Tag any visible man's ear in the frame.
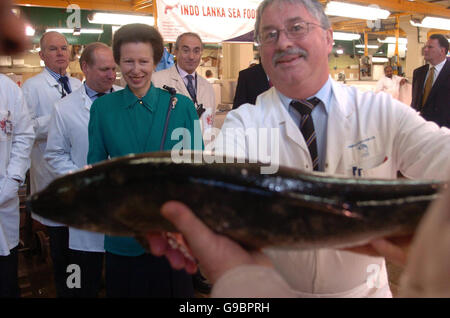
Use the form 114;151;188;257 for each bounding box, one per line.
325;28;334;54
80;61;88;74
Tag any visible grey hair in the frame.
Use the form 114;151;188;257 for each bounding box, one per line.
254;0;330;43
40;31;68;50
175;32;203;51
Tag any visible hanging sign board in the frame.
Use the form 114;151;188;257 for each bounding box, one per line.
156;0;260;43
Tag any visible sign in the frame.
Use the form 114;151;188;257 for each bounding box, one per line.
156;0;261;43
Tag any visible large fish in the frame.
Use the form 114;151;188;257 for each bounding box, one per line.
28;151;445;250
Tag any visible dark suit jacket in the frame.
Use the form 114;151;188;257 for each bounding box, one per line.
233;63;270;109
411;58;450;128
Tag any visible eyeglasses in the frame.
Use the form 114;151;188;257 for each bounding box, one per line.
258;21;323;45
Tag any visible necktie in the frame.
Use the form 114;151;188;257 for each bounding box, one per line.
58;76;71;94
96;92;105;98
186;74;196;101
290;97;321;171
421;66;435;107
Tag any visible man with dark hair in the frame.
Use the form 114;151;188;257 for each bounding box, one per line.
22;31;82;297
233;61;270;109
375;65;406;101
411;34;450;128
152;32;216;144
45;42;120;297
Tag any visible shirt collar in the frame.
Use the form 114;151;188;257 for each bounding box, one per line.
277;77;333;115
122;83;158;111
431;58;446;73
45;66;66;81
176;65;196;79
84;83;114;101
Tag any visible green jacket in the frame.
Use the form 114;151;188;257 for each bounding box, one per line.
88;84;203;256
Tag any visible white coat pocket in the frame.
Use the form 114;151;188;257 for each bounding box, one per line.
361;154;391;178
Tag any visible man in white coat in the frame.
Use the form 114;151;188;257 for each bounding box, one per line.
147;0;450;298
151;32;216;145
0;75;34;297
375;65;406;101
45;42;120;297
22;31;82;297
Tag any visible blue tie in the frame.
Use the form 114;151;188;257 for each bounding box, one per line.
186;75;196;101
59;76;71;95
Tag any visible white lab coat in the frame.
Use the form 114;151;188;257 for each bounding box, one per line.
374;75;403;100
0;75;34;256
44;85;122;252
151;65;216;143
22;68;82;226
211;77;450;297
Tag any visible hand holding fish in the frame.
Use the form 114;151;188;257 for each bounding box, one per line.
342;235;412;267
147;201;272;284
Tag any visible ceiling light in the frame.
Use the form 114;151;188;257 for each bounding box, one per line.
355;44;379;49
333;32;361;41
377;37;408;44
46;28;104;34
372;57;389;63
325;1;390;20
88;13;154;25
26;25;35;37
410;17;450;31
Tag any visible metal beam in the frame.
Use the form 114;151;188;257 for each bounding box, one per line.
345;0;450;19
15;0;153;14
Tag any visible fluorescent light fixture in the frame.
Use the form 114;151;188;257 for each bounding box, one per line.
410;17;450;31
377;37;407;44
325;1;390;20
88;13;154;25
357;50;365;54
336;48;344;54
26;25;35;36
333;32;361;41
372;57;389;63
355;44;379;49
46;28;104;34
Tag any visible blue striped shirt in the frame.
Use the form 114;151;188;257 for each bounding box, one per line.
45;66;73;92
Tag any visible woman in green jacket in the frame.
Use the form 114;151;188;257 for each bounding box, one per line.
87;23;202;297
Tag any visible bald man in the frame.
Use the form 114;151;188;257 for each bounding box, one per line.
22;32;82;297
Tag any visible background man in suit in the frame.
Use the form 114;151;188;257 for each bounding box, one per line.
411;34;449;128
233;61;270;109
152;32;216;142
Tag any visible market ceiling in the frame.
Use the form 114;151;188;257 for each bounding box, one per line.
15;0;450;17
14;0;450;37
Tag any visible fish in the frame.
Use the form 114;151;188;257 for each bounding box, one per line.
27;151;446;250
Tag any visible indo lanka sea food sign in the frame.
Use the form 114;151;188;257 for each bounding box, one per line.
156;0;261;42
